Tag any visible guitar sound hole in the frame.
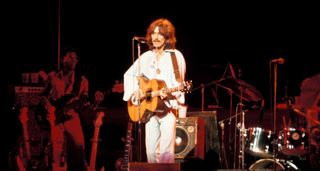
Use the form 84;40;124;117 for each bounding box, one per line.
146;90;152;101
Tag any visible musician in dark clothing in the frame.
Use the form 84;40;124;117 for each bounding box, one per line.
42;49;104;171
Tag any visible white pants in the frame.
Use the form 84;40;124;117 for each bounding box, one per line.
145;112;176;163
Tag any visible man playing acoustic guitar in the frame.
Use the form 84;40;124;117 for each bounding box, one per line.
123;18;189;163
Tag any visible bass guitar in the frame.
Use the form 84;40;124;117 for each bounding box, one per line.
127;76;192;122
41;97;67;171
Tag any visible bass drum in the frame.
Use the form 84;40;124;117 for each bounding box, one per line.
249;159;299;170
277;127;308;157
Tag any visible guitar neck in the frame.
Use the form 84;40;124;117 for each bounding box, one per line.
22;124;31;160
121;122;132;170
151;86;181;98
20;107;31;161
89;112;104;171
89;127;100;170
166;86;182;94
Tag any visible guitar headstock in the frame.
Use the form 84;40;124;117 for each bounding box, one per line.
182;80;193;93
94;111;105;127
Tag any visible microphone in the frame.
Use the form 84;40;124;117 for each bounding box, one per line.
271;58;285;64
133;36;147;43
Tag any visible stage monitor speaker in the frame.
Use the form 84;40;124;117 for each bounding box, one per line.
175;116;205;159
128;162;180;171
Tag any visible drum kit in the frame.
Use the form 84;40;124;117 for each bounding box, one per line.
215;76;320;170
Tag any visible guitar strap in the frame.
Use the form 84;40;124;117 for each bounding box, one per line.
170;51;182;83
170;51;186;118
71;70;82;96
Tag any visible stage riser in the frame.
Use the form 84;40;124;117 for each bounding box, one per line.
128;162;180;171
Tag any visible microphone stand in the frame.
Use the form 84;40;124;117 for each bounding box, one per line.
131;37;143;162
136;42;142;162
272;61;278;171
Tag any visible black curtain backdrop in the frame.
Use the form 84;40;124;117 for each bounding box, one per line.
2;1;319;170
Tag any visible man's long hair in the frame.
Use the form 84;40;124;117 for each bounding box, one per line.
145;18;176;50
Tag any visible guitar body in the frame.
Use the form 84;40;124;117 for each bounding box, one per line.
128;78;166;122
127;76;192;122
51;94;78;125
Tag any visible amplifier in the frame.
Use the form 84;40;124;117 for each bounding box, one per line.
175;117;205;159
15;86;45;106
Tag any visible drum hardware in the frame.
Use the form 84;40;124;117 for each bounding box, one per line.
218;103;247;170
249;158;299;170
218;121;229;169
200;63;263;169
239;105;246;170
270;57;285;170
215;75;263;169
219;113;241;169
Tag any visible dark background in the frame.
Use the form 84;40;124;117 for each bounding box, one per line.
2;1;319;170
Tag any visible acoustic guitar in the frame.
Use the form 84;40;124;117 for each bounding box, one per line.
127;76;192;122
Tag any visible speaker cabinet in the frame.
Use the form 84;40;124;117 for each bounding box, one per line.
128;162;180;171
175;117;205;159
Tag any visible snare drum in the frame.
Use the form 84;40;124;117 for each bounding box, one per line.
245;127;274;157
277;127;308;157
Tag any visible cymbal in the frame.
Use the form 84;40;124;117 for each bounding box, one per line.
217;77;263;102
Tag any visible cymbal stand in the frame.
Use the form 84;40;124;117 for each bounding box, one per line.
218;111;243;169
214;83;234;168
272;61;279;170
219;121;229;169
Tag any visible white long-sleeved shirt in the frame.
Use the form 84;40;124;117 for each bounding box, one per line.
123;49;186;109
